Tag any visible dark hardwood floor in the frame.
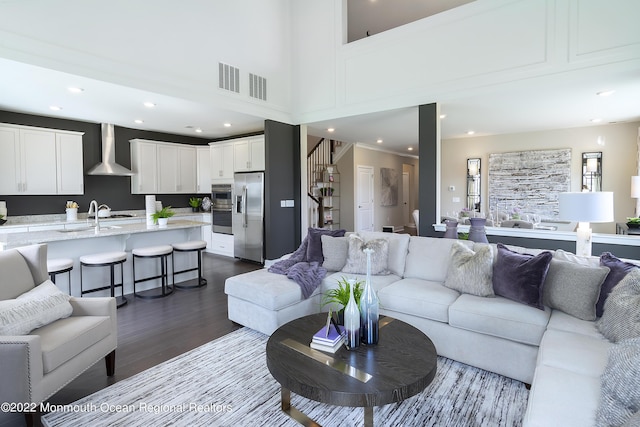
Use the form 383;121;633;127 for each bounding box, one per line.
48;253;261;406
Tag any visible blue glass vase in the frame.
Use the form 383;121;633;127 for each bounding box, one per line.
359;248;379;345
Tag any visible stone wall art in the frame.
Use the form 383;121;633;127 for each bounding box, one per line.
488;148;571;219
380;167;398;206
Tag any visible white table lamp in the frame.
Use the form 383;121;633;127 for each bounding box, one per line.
558;192;614;257
631;176;640;217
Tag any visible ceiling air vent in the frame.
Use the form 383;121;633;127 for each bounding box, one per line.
249;73;267;101
219;62;240;93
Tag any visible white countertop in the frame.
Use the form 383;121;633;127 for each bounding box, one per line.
432;223;640;247
0;219;206;250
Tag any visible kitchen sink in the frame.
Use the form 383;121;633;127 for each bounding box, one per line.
57;226;122;233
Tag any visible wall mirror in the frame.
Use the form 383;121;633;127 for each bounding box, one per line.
582;152;602;192
467;158;481;211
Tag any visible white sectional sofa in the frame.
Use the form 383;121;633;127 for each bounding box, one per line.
225;231;639;426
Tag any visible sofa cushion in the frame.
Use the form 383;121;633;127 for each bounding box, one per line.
321;235;348;271
378;278;460;323
403;237;473;282
306;227;345;264
322;271;399;294
34;315;111;374
596;337;640;427
537;329;611;376
598;252;639;318
553;249;599;266
341;234;389;275
0;280;72;335
542;259;609;321
0;250;36;300
449;293;550;346
524;365;601;427
597;268;640;343
546;310;603;339
492;243;552;310
358;231;410;277
225;269;320;311
444;242;494;297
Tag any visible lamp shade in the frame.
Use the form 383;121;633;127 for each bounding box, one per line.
632;176;640;198
558;192;614;223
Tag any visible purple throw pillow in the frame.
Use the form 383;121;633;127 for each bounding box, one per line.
306;228;346;263
598;252;639;317
492;243;553;310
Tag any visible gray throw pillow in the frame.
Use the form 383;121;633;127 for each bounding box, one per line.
595;337;640;426
542;259;609;321
341;234;390;275
597;269;640;343
321;235;348;271
306;227;346;264
444;242;494;297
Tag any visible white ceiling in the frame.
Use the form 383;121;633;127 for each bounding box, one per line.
0;1;638;156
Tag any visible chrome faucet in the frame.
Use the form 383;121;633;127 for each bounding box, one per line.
87;200;100;231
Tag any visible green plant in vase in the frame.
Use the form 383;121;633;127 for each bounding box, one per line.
322;277;364;323
189;197;202;212
626;217;640;229
151;206;175;225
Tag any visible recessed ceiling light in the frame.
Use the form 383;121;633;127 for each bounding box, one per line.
195;128;203;133
223;123;232;127
597;90;614;97
67;87;84;93
143;102;156;108
49;105;62;111
327;128;335;133
134;119;144;124
590;118;602;123
439;114;447;119
467;130;475;135
376;139;383;144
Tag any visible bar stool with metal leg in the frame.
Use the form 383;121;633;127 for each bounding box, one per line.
172;240;208;289
79;251;128;308
47;258;73;294
132;245;174;299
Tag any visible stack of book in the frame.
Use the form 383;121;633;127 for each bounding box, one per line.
310;324;345;353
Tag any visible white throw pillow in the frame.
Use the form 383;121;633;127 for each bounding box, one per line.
341;234;390;275
444;242;494;297
0;280;72;335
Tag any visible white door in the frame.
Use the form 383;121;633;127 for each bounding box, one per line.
356;165;374;232
402;172;410;226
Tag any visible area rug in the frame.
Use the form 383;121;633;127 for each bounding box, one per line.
42;328;529;426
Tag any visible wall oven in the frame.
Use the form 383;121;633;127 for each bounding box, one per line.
211;184;233;234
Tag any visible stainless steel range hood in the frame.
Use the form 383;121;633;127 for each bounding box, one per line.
87;123;135;176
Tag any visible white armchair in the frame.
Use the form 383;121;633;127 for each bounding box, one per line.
0;244;117;426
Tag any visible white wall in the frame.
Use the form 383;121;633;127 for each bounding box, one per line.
441;121;640;234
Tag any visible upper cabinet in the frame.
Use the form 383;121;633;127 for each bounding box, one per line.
210;141;235;183
130;139;197;194
196;146;212;193
210;135;265;184
234;136;265;172
0;124;84;195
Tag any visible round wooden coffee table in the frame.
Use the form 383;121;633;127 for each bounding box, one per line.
266;313;437;426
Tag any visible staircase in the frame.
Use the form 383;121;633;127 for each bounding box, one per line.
307;138;341;229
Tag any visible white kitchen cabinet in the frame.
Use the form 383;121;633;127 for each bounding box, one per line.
56;133;84;194
233;135;265;172
210;142;234;183
196;146;212;193
209;231;234;257
0;124;84;195
130;139;158;194
131;139;196;194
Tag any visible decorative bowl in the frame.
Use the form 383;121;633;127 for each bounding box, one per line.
627;222;640;229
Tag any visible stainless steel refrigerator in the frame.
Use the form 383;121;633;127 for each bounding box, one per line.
233;172;265;263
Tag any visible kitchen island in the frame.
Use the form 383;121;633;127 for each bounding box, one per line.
0;218;207;297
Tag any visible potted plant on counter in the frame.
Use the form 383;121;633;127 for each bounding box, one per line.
152;206;175;227
626;217;640;229
189;197;202;212
322;277;364;324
